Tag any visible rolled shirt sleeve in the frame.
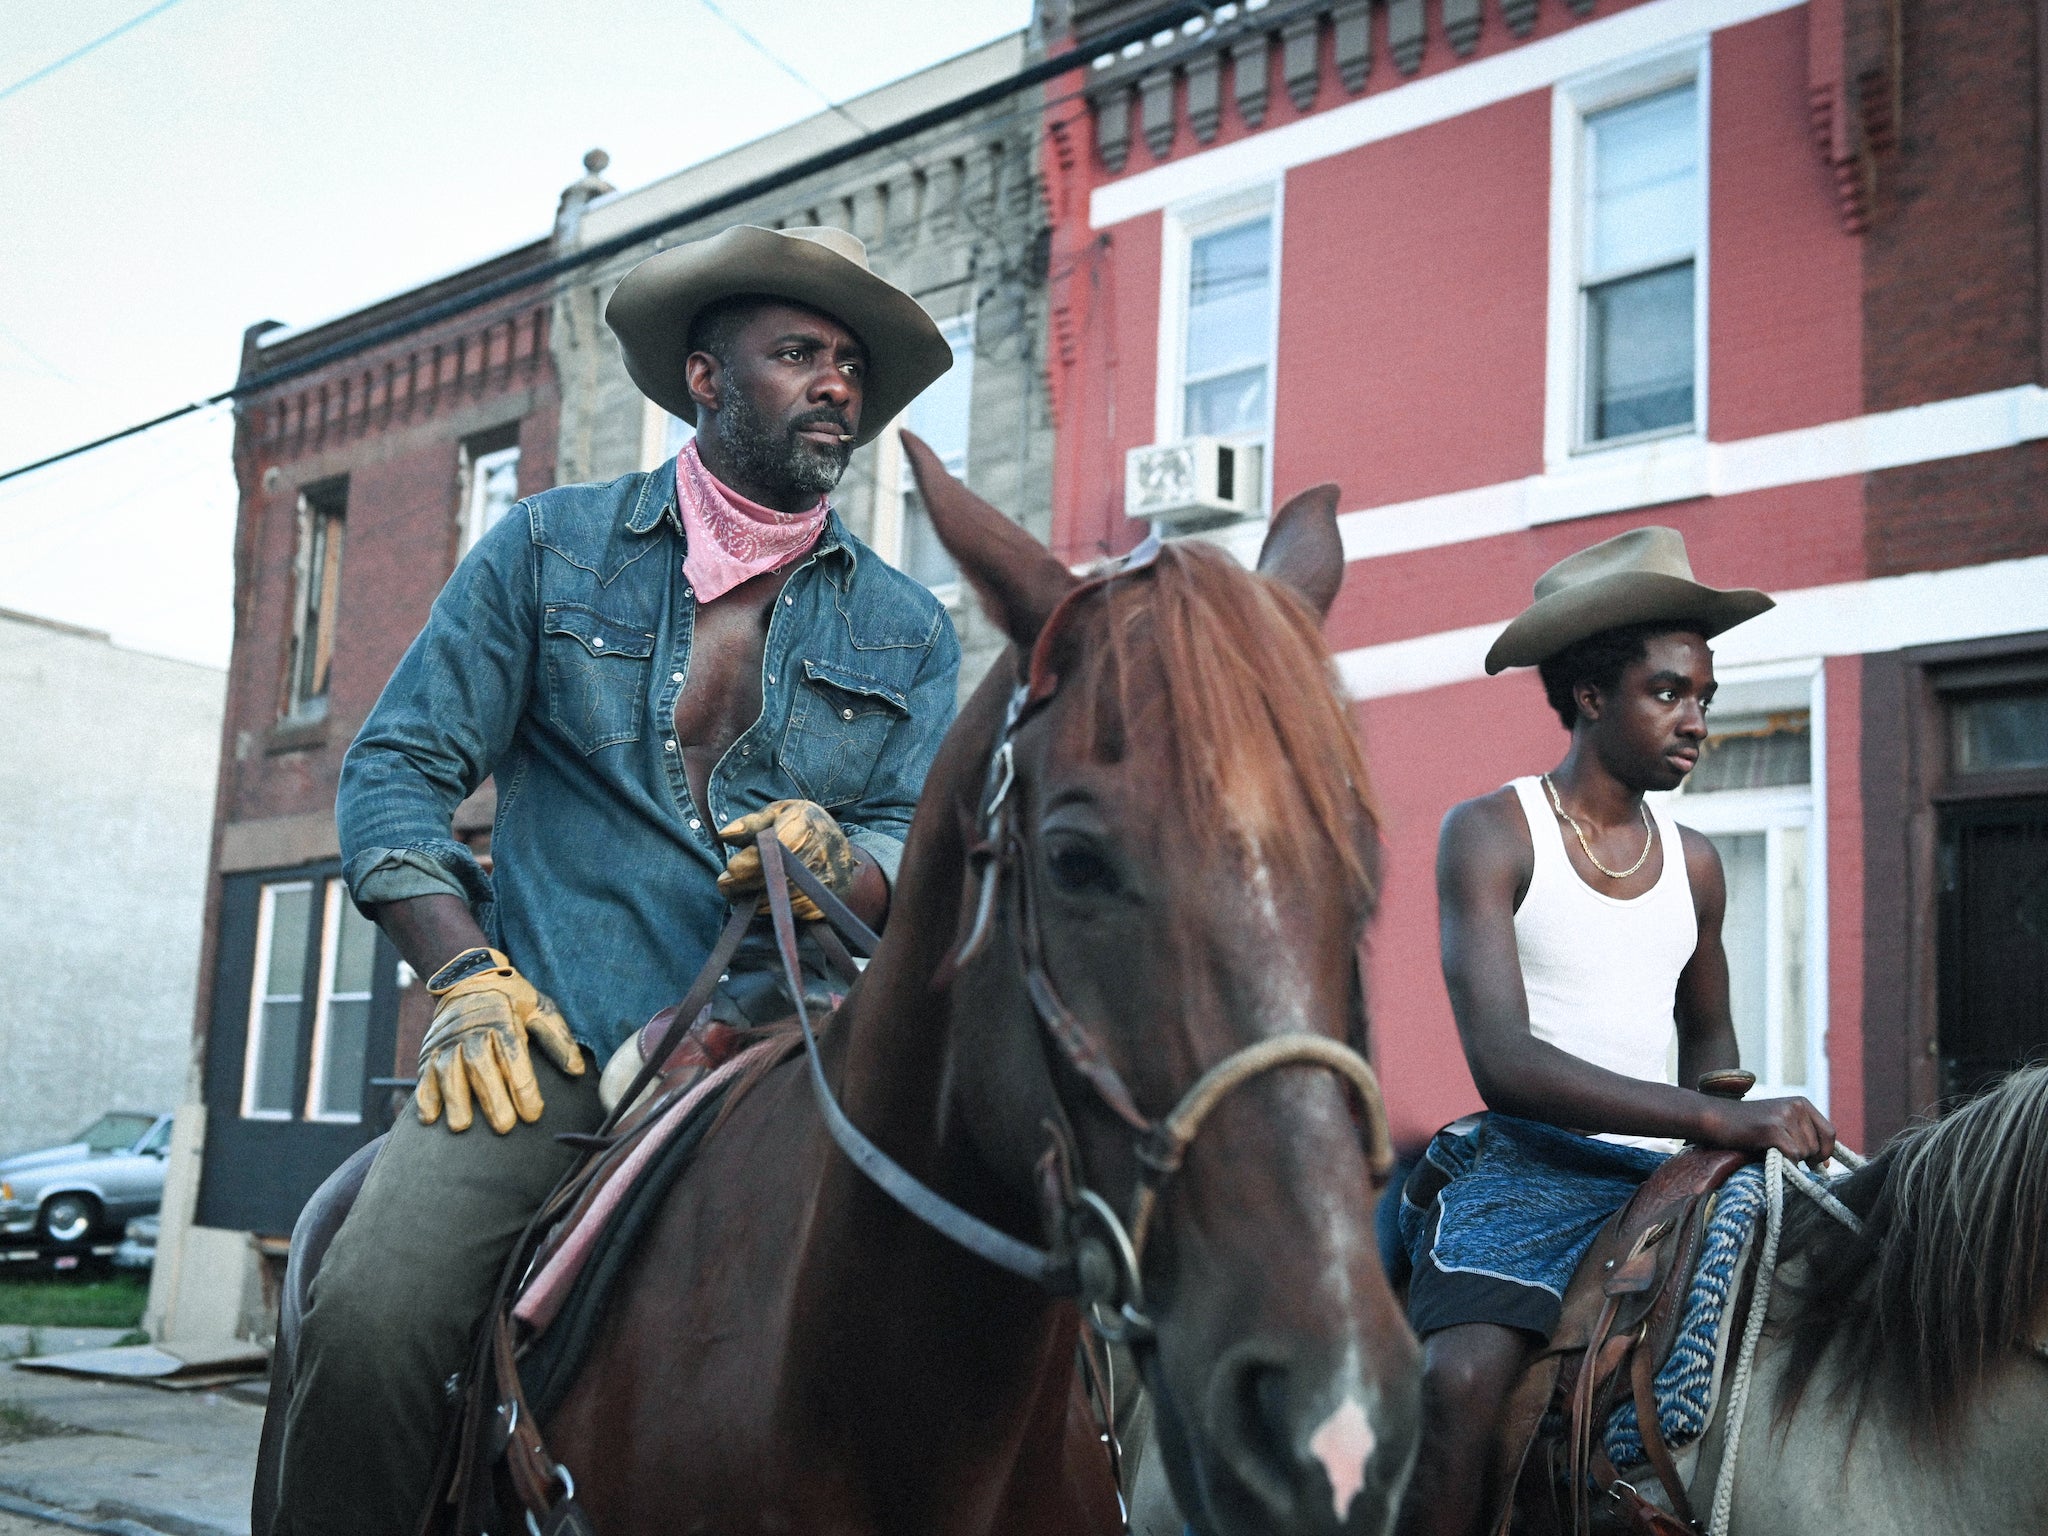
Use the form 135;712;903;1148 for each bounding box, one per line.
336;506;537;918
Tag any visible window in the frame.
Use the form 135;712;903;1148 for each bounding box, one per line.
1950;685;2048;775
286;480;346;720
459;425;521;552
1549;52;1706;460
242;881;313;1119
1178;211;1274;440
1665;679;1825;1104
1580;83;1700;443
240;875;385;1123
305;881;380;1121
895;313;975;591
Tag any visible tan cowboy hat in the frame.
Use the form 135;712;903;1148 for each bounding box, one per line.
605;225;951;449
1484;526;1773;674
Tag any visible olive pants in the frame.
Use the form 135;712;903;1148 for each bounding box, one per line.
275;1051;604;1536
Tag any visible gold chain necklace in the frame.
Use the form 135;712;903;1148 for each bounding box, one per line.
1542;773;1655;881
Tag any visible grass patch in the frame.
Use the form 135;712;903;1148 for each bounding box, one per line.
0;1271;148;1329
0;1397;84;1445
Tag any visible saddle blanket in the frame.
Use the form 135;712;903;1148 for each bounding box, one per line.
1399;1114;1670;1340
514;1039;780;1334
1603;1163;1766;1470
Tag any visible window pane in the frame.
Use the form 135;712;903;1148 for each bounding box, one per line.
73;1113;155;1152
900;488;957;590
1952;689;2048;774
474;447;520;540
1586;84;1698;279
315;999;371;1119
330;891;380;995
265;885;312;996
252;999;302;1114
1709;831;1768;1078
1184;217;1272;391
1586;262;1694;439
1778;826;1808;1086
1686;712;1811;792
1184;366;1268;439
906;319;974;475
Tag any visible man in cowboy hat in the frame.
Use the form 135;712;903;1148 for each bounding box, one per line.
275;226;960;1533
1393;527;1836;1536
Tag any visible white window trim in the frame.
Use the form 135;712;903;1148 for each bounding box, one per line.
303;880;372;1124
1154;179;1283;519
1545;40;1711;471
459;442;521;554
240;880;312;1121
1653;657;1829;1109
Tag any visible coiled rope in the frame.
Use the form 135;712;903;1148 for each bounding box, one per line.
1706;1144;1866;1536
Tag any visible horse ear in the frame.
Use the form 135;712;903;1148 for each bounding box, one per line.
902;429;1079;651
1255;482;1345;620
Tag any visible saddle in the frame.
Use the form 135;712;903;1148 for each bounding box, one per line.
1492;1143;1755;1536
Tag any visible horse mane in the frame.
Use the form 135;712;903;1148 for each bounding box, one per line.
1774;1062;2048;1443
1065;540;1381;901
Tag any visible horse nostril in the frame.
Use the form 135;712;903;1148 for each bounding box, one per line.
1207;1347;1303;1519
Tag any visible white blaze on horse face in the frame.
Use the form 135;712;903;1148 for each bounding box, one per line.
1243;851;1315;1031
1308;1395;1375;1521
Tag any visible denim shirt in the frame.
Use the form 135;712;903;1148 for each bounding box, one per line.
337;456;959;1059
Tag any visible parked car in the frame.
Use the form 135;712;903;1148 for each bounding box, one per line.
0;1111;172;1254
113;1212;159;1270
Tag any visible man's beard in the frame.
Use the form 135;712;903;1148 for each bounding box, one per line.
710;385;851;499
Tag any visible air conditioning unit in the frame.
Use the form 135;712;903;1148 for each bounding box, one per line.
1124;436;1265;528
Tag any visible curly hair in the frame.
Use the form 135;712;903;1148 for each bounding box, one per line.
1535;621;1698;729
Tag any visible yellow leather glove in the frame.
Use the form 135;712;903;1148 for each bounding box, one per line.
716;799;859;923
417;948;585;1134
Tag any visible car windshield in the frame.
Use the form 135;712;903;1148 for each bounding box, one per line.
70;1113;157;1153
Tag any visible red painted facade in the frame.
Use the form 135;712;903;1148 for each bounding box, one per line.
1045;0;2048;1150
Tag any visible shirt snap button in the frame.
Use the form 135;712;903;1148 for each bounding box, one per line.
671;672;684;683
688;818;701;830
664;739;677;751
841;708;854;721
591;637;605;649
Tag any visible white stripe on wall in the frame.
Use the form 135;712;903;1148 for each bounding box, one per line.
1338;383;2048;563
1337;552;2048;701
1089;0;1805;230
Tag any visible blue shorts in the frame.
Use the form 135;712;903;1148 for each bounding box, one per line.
1398;1114;1668;1341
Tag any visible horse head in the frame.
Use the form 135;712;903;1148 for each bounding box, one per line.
903;433;1422;1536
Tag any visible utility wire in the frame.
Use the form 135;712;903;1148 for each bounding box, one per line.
0;1;1208;489
0;0;192;106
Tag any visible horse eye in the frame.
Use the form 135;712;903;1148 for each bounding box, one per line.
1047;842;1120;897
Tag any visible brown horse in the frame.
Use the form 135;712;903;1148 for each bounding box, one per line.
267;442;1421;1536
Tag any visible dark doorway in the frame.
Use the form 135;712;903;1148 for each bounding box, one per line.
1937;796;2048;1102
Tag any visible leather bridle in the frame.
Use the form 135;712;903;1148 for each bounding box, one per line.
764;539;1394;1345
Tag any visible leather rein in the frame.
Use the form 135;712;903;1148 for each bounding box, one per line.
762;540;1395;1345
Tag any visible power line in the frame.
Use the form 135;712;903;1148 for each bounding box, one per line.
0;0;192;106
0;1;1209;490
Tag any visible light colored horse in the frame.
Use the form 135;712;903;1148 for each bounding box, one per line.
1666;1062;2048;1535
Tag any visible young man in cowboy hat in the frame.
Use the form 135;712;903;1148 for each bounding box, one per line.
274;226;960;1533
1393;527;1836;1536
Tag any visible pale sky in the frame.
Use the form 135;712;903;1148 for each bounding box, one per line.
0;0;1033;666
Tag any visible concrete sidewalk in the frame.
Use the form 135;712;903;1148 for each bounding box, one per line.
0;1331;261;1536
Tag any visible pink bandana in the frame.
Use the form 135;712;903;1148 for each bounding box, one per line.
675;438;829;602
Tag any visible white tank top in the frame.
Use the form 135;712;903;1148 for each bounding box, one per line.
1509;776;1698;1147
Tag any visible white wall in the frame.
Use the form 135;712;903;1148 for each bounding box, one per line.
0;609;224;1159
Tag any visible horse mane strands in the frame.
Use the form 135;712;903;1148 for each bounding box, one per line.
1776;1062;2048;1444
1075;542;1381;901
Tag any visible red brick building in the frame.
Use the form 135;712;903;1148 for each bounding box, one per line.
1040;0;2048;1152
151;233;562;1334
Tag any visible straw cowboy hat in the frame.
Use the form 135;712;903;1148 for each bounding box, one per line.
1484;526;1773;674
606;224;952;449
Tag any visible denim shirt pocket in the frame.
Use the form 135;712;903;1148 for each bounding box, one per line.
542;604;656;754
779;658;911;808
